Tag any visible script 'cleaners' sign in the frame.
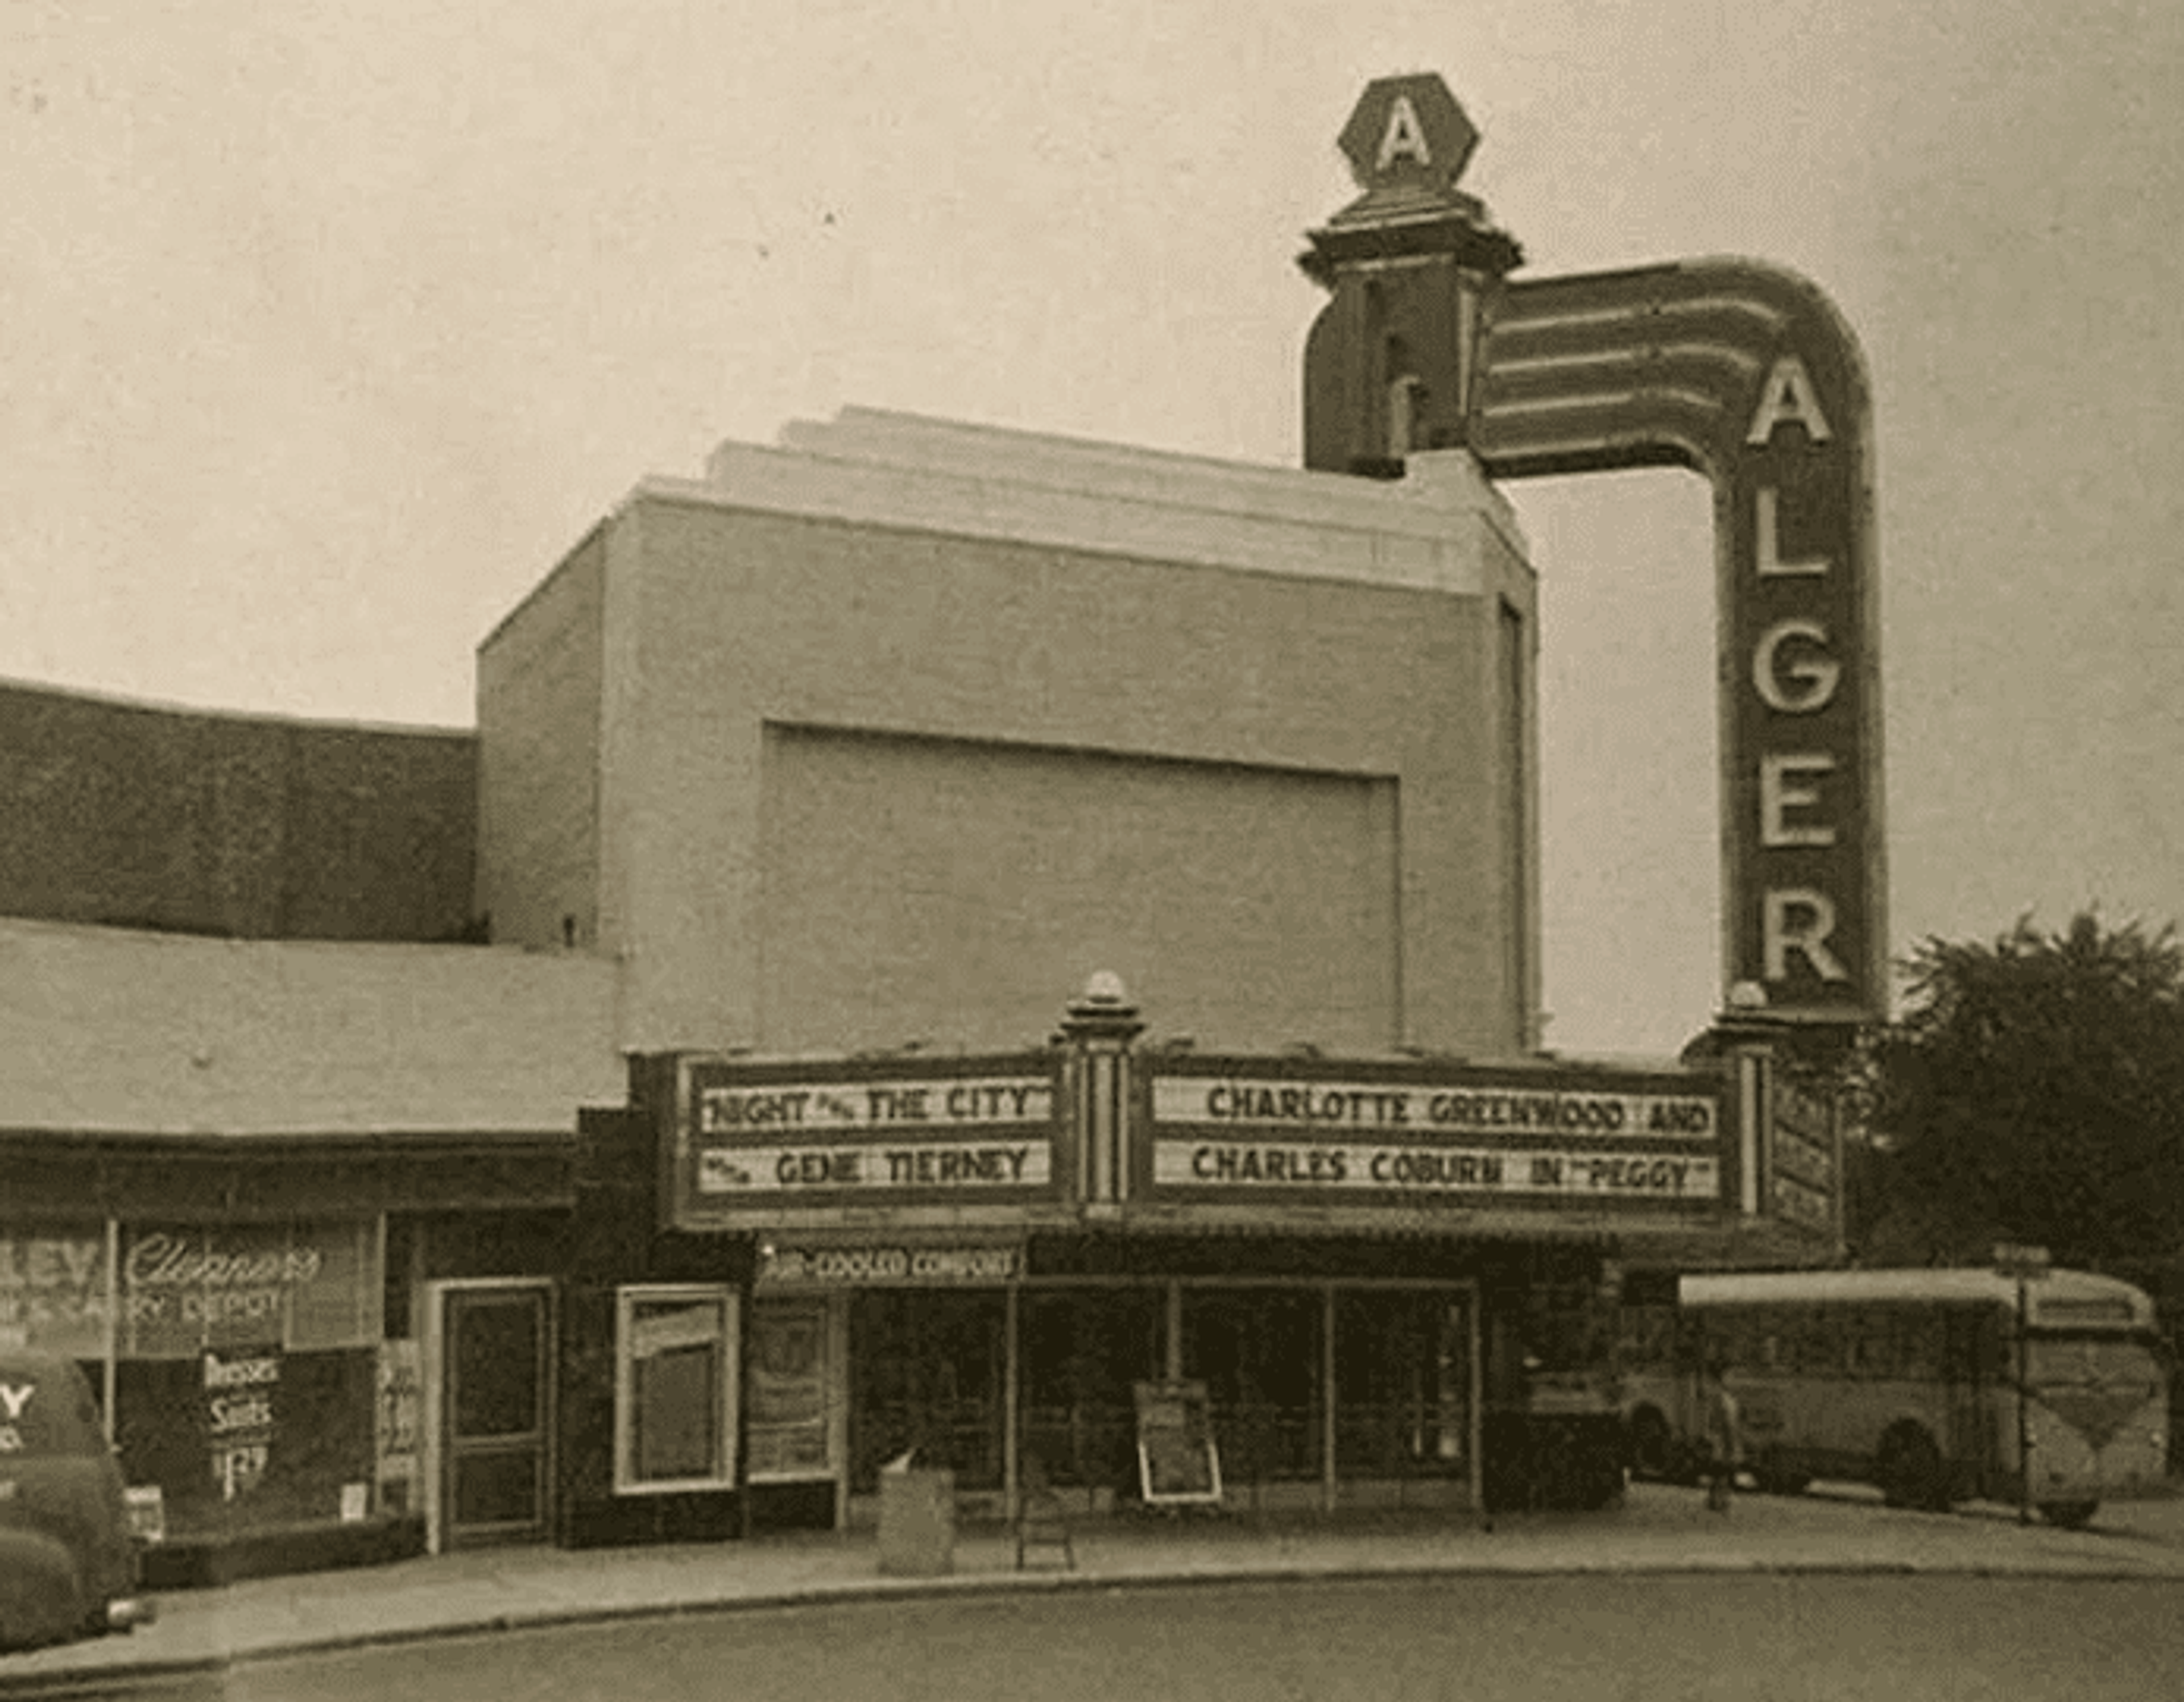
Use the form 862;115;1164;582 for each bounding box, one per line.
121;1226;346;1358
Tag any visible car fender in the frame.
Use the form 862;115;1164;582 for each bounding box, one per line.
0;1524;89;1650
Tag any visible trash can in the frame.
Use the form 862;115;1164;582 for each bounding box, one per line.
878;1461;956;1576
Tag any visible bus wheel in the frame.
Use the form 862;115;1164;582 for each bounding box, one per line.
2037;1501;2098;1530
1757;1464;1811;1497
1877;1427;1949;1511
1627;1408;1675;1482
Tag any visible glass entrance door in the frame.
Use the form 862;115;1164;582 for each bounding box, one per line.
847;1290;1007;1493
1181;1287;1325;1486
1334;1289;1473;1482
1020;1287;1163;1497
440;1283;552;1547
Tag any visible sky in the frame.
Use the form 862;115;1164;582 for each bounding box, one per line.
3;1;2179;1058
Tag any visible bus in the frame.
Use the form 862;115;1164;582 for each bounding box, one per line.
1619;1266;2171;1527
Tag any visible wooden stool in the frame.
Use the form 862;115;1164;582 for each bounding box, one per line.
1013;1455;1077;1571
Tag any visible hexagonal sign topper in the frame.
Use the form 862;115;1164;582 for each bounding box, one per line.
1337;74;1478;193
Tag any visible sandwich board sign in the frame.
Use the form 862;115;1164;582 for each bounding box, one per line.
1133;1380;1223;1507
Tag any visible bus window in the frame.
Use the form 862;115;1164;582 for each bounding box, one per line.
1847;1312;1883;1378
1899;1312;1941;1382
1941;1308;1995;1383
2026;1335;2163;1403
1673;1313;1705;1373
1618;1305;1674;1372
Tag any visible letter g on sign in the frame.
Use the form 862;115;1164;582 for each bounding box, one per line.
1753;619;1840;714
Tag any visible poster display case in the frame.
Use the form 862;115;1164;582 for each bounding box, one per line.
747;1299;833;1481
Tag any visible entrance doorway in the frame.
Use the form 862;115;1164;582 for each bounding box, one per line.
1181;1287;1325;1488
1019;1287;1164;1498
847;1290;1006;1493
1333;1289;1474;1487
435;1282;553;1548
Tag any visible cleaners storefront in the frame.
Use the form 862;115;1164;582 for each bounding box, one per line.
0;1219;384;1538
0;1112;585;1579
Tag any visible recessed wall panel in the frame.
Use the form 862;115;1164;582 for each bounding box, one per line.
758;727;1397;1053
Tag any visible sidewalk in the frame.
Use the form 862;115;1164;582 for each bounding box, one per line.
9;1483;2184;1687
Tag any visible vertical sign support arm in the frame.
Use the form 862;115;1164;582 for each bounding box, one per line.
2017;1272;2032;1526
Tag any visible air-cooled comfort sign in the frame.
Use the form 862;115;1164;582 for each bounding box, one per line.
755;1243;1022;1286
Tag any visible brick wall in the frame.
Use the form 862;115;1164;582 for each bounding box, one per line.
0;680;477;942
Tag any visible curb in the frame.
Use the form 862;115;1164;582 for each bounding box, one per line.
7;1548;2182;1693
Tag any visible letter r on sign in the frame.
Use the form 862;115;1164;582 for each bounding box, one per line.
1764;888;1851;984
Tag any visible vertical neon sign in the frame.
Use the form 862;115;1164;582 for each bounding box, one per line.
1305;75;1884;1026
1469;262;1884;1023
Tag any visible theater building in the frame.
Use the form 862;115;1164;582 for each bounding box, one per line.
511;403;1832;1541
0;73;1861;1570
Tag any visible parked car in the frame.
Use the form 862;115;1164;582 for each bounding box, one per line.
0;1348;156;1652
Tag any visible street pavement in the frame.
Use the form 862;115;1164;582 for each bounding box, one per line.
6;1481;2183;1689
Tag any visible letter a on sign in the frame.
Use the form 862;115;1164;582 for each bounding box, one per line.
1745;355;1833;446
1376;96;1433;172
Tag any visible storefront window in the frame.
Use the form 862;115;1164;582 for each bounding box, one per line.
614;1286;739;1493
113;1220;383;1539
848;1290;1006;1493
0;1224;110;1360
747;1299;832;1481
1180;1287;1323;1484
1333;1290;1471;1479
1020;1288;1162;1493
1515;1279;1610;1378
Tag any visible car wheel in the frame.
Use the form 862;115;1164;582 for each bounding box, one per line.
2037;1500;2099;1530
1877;1427;1949;1511
1627;1407;1675;1481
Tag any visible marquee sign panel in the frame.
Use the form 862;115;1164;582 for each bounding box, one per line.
1141;1058;1732;1217
671;1053;1067;1231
